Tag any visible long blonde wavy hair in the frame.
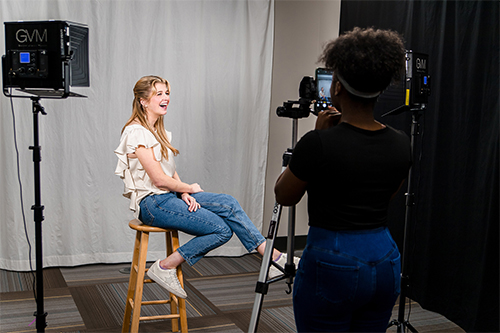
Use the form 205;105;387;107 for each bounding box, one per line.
122;75;179;160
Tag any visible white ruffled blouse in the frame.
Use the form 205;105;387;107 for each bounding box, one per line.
114;124;176;217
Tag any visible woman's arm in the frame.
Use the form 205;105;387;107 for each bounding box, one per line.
134;146;202;193
274;167;308;206
172;170;202;212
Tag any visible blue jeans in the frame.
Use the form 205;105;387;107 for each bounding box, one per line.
293;226;401;332
139;192;265;266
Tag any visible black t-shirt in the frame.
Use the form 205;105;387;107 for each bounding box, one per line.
289;122;411;231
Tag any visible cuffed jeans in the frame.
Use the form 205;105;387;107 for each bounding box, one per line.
293;226;401;332
139;192;265;266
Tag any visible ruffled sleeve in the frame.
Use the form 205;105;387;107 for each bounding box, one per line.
115;125;162;163
114;125;170;216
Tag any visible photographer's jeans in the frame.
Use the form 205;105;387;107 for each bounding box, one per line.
139;192;265;266
293;226;401;332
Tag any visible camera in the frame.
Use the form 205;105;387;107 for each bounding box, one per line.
276;68;334;119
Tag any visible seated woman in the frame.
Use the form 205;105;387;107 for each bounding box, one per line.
115;75;298;298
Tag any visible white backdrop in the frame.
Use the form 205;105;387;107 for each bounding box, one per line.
0;0;274;271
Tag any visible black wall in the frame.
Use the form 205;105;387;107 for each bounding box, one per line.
339;1;499;331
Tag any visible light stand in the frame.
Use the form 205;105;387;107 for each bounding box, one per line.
6;93;86;332
5;92;86;332
384;104;425;333
3;21;89;332
383;50;430;332
6;92;86;332
30;97;48;332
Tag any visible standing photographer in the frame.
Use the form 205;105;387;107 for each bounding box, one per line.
274;27;411;332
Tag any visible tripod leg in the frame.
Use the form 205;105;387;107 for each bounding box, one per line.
248;202;283;333
284;205;297;293
250;129;297;332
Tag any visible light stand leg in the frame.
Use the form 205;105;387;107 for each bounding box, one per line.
30;97;47;332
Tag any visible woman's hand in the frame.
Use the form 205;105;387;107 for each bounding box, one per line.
181;193;201;212
315;107;342;130
189;183;204;193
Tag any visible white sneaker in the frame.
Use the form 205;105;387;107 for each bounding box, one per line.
269;253;300;279
147;259;187;299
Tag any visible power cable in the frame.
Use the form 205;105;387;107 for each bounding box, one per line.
9;88;37;300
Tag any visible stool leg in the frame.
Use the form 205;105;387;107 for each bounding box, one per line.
122;230;142;333
165;231;180;332
178;298;188;333
130;231;150;333
171;231;188;333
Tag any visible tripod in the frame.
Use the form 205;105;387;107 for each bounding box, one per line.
248;116;303;333
384;104;424;333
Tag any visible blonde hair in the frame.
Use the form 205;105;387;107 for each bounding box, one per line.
122;75;179;159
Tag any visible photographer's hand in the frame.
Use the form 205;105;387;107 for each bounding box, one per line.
315;107;341;130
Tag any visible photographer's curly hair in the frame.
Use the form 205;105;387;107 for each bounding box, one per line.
319;27;405;98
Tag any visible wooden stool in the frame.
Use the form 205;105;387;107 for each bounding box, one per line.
122;219;188;333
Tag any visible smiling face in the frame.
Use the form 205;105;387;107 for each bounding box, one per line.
142;82;170;123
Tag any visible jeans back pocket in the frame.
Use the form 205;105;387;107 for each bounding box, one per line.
316;260;360;304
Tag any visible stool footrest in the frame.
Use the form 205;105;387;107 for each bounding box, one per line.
140;314;181;321
142;300;171;305
129;298;174;308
